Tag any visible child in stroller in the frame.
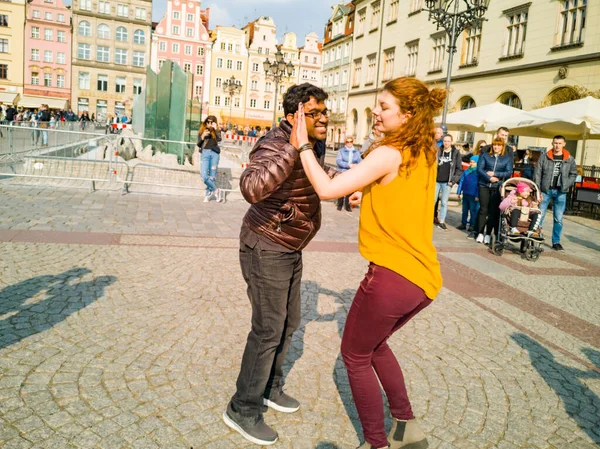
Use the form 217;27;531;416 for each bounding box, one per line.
499;181;542;238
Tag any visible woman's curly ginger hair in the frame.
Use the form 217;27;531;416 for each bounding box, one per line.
367;77;446;175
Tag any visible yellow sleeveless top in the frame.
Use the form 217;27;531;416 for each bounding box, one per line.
358;152;442;300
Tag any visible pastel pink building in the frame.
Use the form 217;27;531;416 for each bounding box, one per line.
22;0;72;110
151;0;211;106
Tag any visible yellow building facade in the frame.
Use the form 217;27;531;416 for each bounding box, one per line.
0;0;25;105
347;0;600;165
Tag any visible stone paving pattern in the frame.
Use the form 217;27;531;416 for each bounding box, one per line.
0;184;599;449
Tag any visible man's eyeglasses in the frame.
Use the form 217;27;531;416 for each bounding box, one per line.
304;109;329;121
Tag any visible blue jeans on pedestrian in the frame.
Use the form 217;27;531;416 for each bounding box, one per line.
201;149;220;195
539;189;567;245
461;194;479;228
435;182;451;222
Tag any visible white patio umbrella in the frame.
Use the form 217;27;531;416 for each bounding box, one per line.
436;102;523;133
485;96;600;163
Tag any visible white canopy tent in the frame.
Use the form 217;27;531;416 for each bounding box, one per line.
436;102;523;133
485;96;600;164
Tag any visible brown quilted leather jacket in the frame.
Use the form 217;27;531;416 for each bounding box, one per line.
240;120;326;251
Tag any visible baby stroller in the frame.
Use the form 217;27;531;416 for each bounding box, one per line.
490;177;545;261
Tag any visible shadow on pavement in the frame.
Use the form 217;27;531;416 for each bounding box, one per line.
0;268;116;350
564;234;600;252
511;333;600;445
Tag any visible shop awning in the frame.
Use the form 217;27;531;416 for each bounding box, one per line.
18;95;69;110
0;92;20;105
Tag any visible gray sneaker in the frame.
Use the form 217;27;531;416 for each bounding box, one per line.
222;403;278;446
263;391;300;413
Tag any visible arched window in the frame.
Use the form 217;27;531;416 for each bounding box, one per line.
365;108;373;138
97;24;110;39
78;21;91;37
458;96;476;145
546;86;580;106
133;29;145;45
116;26;128;42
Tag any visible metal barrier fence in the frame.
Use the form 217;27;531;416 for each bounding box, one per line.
0;125;251;199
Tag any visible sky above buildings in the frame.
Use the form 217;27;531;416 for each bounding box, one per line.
153;0;340;42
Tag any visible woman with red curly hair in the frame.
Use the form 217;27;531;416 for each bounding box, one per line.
291;77;444;449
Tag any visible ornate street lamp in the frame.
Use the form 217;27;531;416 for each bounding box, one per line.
222;75;242;129
263;49;294;129
424;0;488;133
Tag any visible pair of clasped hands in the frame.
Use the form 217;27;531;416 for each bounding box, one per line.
290;103;362;208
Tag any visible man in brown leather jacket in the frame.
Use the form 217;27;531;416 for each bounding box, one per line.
223;84;329;445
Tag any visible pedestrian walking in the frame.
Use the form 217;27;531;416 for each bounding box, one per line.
475;137;513;245
457;155;480;237
434;134;462;230
79;111;90;131
222;83;330;446
197;115;223;203
361;123;383;154
533;135;577;251
336;136;362;211
295;77;444;449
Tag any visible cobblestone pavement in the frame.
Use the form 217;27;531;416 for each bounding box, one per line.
0;184;599;449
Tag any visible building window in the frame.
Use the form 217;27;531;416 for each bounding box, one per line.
31;72;40;85
252;62;259;72
115;48;127;64
172;25;179;35
77;98;89;112
352;58;362;87
116;76;126;93
461;25;482;65
56;74;65;88
250;80;257;90
186;27;194;37
370;1;381;31
31;48;40;60
388;0;399;23
264;100;271;109
78;43;91;60
31;27;40;39
57;30;66;42
0;64;7;80
133;52;145;67
250;99;257;108
57;13;64;22
195;85;202;96
44;73;52;87
96;46;109;62
234;97;240;108
57;52;65;64
187;13;194;21
184;63;191;72
236;44;241;53
44;29;53;40
356;8;366;35
97;24;110;39
173;11;180;19
382;47;395;80
80;0;91;11
196;64;203;75
78;21;91;36
228;43;233;52
172;43;179;53
97;74;108;91
185;45;192;55
303;69;308;80
217;58;223;68
133;78;142;95
197;47;204;56
236;61;243;71
409;0;422;14
116;26;128;42
133;29;145;44
44;50;53;62
135;7;146;20
224;97;231;107
33;10;40;18
220;42;226;51
503;8;528;57
78;72;90;89
457;97;476;144
115;102;125;115
98;1;110;14
366;54;376;84
226;59;233;70
342;69;348;84
96;100;107;116
430;33;446;72
44;12;52;20
258;47;263;54
214;96;221;106
558;0;586;46
405;41;419;76
117;4;129;17
0;15;8;27
159;41;166;51
265;82;272;92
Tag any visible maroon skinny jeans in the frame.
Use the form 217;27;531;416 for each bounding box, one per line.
341;263;432;447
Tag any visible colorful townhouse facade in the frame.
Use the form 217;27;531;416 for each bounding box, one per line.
0;0;25;106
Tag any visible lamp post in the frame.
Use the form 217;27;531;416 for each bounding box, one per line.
263;49;294;129
222;75;242;130
424;0;488;133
